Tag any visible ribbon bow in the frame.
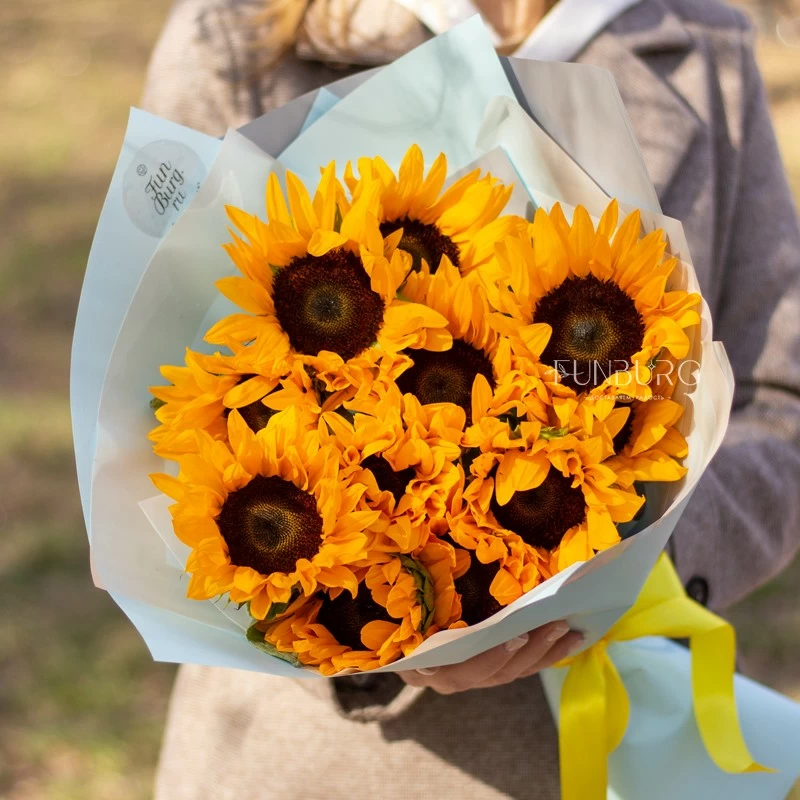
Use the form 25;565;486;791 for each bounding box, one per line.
557;553;773;800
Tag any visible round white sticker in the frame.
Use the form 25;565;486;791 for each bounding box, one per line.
123;140;206;238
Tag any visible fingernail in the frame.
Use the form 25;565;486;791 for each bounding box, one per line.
504;633;529;653
568;633;587;653
416;667;439;676
545;622;571;644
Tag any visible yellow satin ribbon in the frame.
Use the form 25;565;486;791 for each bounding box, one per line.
556;553;774;800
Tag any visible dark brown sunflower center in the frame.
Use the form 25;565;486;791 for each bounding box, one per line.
217;475;323;575
361;454;415;503
533;274;645;391
397;340;494;422
272;248;384;361
490;468;586;551
236;399;276;433
380;216;460;274
224;375;276;433
236;400;275;433
316;584;393;651
454;549;503;626
612;402;636;454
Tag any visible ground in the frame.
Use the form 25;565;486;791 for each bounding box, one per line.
0;1;798;798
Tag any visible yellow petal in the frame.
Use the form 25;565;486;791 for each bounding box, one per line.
611;209;641;264
286;171;319;240
568;205;595;275
495;452;549;506
597;199;619;239
471;373;493;424
224;376;278;408
587;508;620;549
150;472;184;501
225;205;261;242
307;229;348;257
266;172;291;226
520;323;552;358
360;620;400;650
489;568;522;606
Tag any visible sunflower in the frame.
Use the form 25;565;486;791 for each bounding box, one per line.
393;257;511;425
149;348;240;460
601;398;689;487
150;407;379;620
149;341;322;460
487;200;701;401
257;539;462;674
546;391;688;488
444;504;541;610
203;164;453;393
462;382;644;575
322;386;466;552
345;143;521;278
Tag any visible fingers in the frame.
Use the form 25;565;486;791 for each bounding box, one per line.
482;622;575;685
398;668;436;688
399;633;531;693
398;620;580;694
516;630;586;679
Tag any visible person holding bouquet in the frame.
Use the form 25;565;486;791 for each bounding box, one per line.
140;0;800;797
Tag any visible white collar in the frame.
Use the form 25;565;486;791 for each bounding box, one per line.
392;0;644;61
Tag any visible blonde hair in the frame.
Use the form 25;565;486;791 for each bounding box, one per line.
255;0;363;69
253;0;560;72
254;0;312;67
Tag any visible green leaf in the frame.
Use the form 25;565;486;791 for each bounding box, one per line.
263;588;301;622
333;206;343;233
399;554;436;634
539;426;569;441
246;623;302;667
149;396;166;412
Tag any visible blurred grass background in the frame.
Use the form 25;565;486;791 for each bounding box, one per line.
0;1;798;798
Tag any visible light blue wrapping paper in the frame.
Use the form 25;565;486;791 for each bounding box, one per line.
73;85;349;548
88;131;282;667
300;88;340;132
86;123;731;674
279;16;515;182
503;58;662;213
70;109;220;532
541;639;800;799
77;19;736;686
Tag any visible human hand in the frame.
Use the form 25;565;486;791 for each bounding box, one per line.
398;620;584;695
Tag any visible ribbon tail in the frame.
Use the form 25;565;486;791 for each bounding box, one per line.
559;647;614;800
613;555;774;775
692;625;775;774
603;654;630;754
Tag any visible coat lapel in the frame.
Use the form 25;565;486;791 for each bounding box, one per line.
579;0;703;200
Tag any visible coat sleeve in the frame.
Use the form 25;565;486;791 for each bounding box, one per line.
670;25;800;610
140;0;267;136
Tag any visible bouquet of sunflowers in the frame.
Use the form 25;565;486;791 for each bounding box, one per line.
76;16;728;675
72;17;800;800
145;146;698;675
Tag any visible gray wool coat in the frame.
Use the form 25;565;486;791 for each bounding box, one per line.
141;1;800;797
